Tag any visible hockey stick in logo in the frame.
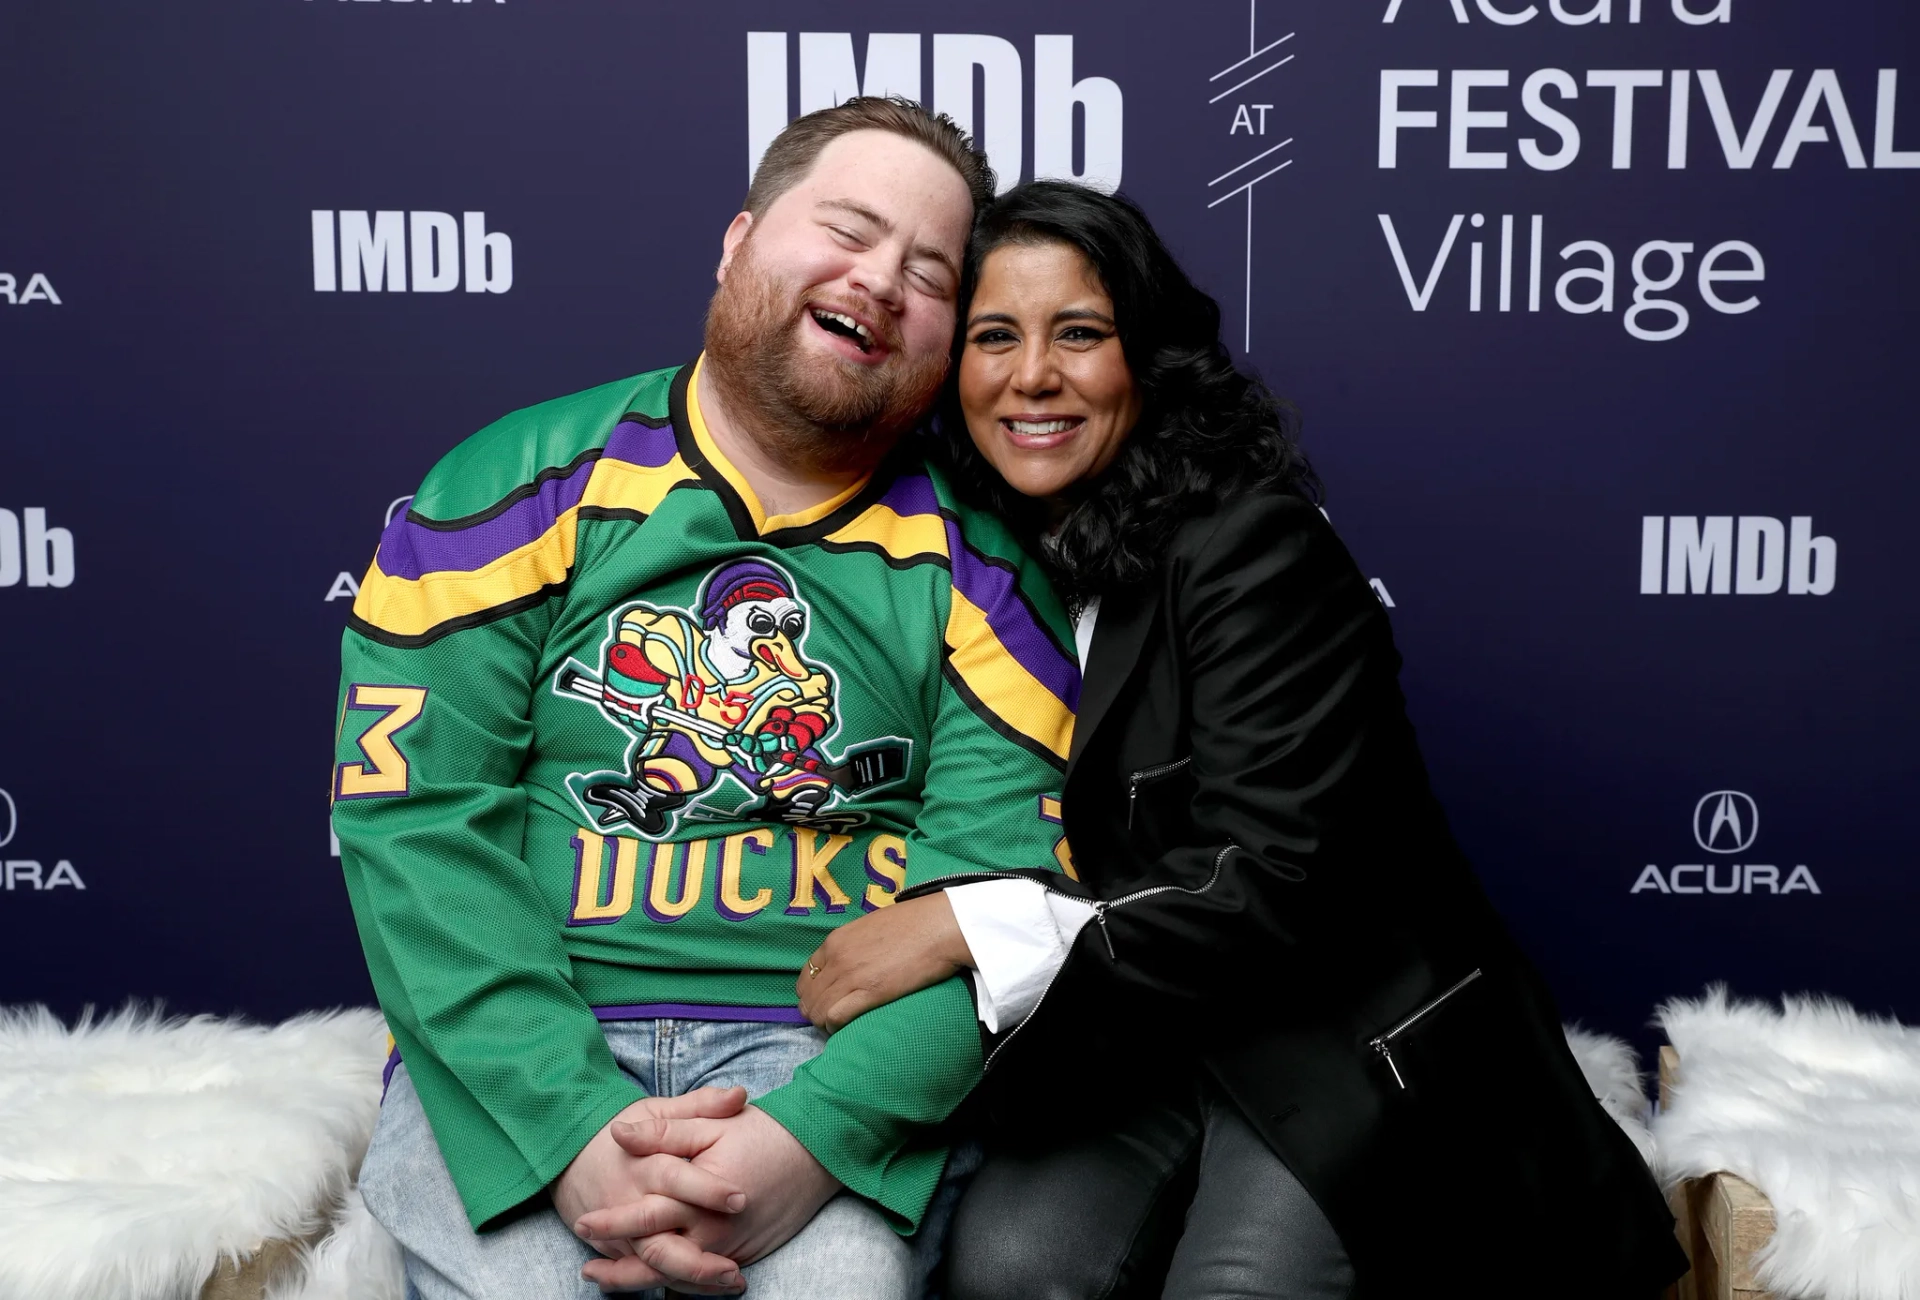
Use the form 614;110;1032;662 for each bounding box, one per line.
559;666;760;766
557;666;907;794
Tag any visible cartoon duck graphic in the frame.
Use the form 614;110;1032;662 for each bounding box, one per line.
562;560;841;834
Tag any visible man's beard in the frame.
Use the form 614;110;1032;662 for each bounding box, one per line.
703;241;948;478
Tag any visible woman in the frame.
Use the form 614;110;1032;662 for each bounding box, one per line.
798;182;1685;1300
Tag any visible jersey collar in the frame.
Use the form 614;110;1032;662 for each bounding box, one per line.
676;353;875;540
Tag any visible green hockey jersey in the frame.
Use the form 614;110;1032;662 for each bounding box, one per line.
332;357;1079;1233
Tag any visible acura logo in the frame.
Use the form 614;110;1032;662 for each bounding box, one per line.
0;788;15;849
385;495;415;528
1693;790;1758;855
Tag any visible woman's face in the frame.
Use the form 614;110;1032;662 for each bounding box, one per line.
959;241;1142;500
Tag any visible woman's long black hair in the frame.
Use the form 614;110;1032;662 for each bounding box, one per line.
934;180;1318;602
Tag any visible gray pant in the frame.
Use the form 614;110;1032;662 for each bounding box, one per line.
947;1078;1353;1300
360;1017;959;1300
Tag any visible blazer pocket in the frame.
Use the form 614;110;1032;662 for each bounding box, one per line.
1125;754;1194;833
1364;967;1487;1096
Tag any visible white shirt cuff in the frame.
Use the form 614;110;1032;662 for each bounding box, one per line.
946;878;1099;1034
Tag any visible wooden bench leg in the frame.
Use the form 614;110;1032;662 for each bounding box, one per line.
1657;1047;1781;1300
200;1211;339;1300
200;1236;307;1300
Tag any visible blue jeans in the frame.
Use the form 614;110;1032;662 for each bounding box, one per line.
360;1018;970;1300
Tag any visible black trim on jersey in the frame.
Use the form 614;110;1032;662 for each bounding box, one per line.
580;478;722;533
346;581;569;649
670;361;764;542
575;506;651;527
811;537;951;572
619;409;671;429
941;657;1068;772
667;357;917;550
405;446;604;532
760;447;914;548
576;471;708;530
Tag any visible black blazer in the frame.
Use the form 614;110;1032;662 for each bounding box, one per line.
958;491;1684;1298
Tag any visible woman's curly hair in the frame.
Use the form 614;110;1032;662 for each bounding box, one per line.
931;181;1318;604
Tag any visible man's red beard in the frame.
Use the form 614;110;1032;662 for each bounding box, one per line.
703;239;948;477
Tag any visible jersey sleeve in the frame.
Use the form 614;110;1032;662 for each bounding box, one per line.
332;408;646;1231
754;508;1079;1232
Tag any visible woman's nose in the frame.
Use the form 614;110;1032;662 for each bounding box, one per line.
1012;341;1059;395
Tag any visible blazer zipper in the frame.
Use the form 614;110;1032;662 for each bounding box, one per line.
1126;755;1193;829
983;949;1073;1072
915;845;1234;1072
978;847;1232;1073
904;867;1076;894
1089;841;1235;961
1365;967;1484;1090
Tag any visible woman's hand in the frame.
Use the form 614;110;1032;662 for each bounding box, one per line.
798;892;975;1032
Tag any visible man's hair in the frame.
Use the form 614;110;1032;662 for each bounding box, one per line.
744;96;996;220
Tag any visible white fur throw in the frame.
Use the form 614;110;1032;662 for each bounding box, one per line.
267;1186;403;1300
0;1005;403;1300
1655;987;1920;1300
1564;1025;1659;1164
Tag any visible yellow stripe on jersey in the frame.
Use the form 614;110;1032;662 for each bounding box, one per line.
353;507;583;638
945;588;1075;763
354;454;694;640
580;452;694;516
764;477;870;533
824;503;952;563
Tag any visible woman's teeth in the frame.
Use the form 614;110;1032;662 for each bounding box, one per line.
1006;419;1078;436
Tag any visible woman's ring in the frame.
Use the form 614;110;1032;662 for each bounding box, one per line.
806;960;822;978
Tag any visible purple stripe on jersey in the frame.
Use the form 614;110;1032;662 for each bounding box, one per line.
593;1003;810;1025
944;515;1081;710
876;470;940;519
604;418;678;469
377;458;595;580
865;468;1077;707
381;1044;401;1099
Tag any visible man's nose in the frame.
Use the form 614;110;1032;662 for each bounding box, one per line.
846;252;905;314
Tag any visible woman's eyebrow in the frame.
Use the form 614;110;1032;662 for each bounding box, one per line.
967;307;1117;329
1054;307;1117;327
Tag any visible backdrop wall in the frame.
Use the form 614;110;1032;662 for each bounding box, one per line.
4;0;1915;1054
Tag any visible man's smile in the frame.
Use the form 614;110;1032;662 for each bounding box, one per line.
805;301;889;364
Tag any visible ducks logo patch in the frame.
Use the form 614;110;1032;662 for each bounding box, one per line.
556;559;907;836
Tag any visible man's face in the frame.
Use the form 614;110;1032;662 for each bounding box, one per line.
705;130;974;460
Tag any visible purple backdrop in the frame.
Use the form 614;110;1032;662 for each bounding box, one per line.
3;0;1915;1058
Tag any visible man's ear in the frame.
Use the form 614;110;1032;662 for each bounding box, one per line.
717;212;755;285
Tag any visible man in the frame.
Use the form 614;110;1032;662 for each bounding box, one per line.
331;98;1080;1298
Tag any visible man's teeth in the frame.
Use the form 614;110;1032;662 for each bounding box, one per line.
1007;419;1077;436
813;310;873;347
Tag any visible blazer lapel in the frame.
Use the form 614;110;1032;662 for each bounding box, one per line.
1067;583;1159;780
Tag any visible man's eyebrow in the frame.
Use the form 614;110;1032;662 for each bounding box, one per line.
819;198;959;280
819;198;892;233
913;243;960;280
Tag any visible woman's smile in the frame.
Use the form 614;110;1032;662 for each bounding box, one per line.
999;413;1087;450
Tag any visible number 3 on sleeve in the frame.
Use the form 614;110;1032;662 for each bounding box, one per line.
334;684;429;800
